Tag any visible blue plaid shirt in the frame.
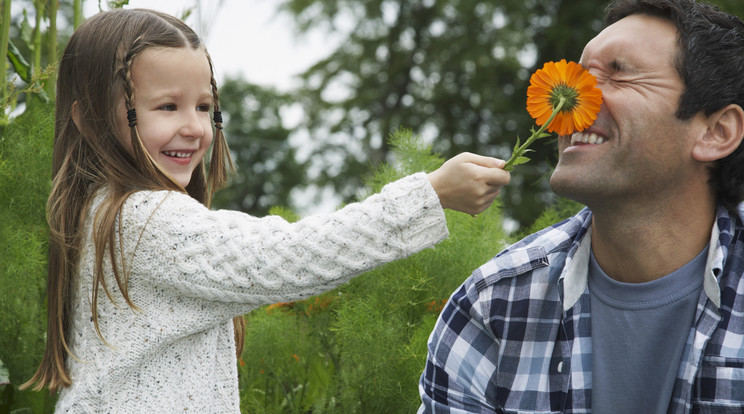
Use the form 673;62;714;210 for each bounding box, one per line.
419;206;744;413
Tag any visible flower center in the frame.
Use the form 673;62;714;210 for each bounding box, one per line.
550;83;579;113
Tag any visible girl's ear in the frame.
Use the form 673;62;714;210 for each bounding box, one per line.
692;104;744;162
71;101;82;131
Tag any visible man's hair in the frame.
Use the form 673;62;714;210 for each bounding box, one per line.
607;0;744;211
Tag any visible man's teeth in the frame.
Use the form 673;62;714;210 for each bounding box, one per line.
163;151;193;158
571;132;605;145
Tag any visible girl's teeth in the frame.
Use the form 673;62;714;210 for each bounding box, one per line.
164;151;192;158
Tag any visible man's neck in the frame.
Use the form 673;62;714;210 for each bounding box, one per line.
589;198;715;284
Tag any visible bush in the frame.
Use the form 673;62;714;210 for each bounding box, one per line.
0;102;56;413
237;129;512;413
0;120;580;413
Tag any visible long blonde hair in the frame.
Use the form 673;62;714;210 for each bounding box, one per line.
23;8;244;392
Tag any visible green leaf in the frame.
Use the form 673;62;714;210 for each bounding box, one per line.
178;8;195;21
7;41;31;83
513;156;531;165
512;137;521;152
107;0;130;9
20;10;33;47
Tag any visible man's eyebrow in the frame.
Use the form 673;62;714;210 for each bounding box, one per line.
610;59;638;73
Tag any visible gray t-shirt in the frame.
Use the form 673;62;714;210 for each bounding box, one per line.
589;246;707;414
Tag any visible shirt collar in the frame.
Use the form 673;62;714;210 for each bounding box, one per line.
561;206;735;311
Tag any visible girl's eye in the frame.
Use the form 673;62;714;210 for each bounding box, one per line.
197;104;211;112
159;104;177;111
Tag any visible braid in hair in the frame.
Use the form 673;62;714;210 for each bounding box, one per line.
206;54;235;201
120;44;171;187
89;42;185;343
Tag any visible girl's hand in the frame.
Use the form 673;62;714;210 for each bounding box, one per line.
427;153;511;215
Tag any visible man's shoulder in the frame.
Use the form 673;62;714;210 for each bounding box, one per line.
469;208;592;292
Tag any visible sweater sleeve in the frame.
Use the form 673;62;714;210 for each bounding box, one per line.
118;172;448;308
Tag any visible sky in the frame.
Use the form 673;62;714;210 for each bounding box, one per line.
82;0;334;90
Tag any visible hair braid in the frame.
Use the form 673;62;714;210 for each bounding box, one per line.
206;54;235;200
120;43;177;189
122;52;136;112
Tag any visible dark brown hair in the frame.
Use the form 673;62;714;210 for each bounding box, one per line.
606;0;744;210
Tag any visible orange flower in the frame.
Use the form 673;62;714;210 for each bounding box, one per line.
526;60;602;135
505;59;602;171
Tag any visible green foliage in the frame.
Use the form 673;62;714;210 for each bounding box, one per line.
0;103;56;413
238;131;510;413
710;0;744;17
211;79;308;216
277;0;610;227
360;128;443;196
517;196;584;240
239;299;338;413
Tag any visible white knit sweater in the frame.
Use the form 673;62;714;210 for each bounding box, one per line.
55;172;448;413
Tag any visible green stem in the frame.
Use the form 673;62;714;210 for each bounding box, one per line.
73;0;83;29
0;0;11;113
45;0;58;99
504;96;567;171
32;0;45;75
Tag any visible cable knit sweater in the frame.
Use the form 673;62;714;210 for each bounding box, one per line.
55;172;448;413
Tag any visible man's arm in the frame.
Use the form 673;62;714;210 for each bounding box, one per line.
418;283;500;413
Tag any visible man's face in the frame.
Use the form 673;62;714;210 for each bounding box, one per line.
550;14;710;209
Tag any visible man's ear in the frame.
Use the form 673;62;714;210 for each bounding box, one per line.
692;104;744;162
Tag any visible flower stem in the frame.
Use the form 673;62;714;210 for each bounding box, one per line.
504;96;566;171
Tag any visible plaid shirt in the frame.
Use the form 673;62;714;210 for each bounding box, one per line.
419;206;744;413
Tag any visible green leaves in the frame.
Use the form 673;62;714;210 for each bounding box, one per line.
238;130;511;412
5;40;49;104
0;102;56;413
7;41;30;83
503;128;551;172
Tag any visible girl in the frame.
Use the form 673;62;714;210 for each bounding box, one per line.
23;8;510;413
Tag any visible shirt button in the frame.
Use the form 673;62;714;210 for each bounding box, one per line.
556;361;564;373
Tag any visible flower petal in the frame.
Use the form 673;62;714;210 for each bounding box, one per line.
526;59;603;134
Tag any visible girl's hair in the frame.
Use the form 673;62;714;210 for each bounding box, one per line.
23;8;243;392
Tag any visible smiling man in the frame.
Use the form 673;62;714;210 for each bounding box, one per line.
418;0;744;413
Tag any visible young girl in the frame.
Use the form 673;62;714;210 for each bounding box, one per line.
23;8;510;413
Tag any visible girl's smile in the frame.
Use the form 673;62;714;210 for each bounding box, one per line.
118;46;214;187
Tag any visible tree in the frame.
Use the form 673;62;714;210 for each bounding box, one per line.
273;0;607;226
259;0;744;227
211;78;308;214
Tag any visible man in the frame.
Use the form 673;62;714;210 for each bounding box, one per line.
418;0;744;412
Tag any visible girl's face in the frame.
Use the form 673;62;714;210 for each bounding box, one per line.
117;47;214;188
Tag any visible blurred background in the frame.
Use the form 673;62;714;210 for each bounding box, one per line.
2;1;744;412
6;0;743;225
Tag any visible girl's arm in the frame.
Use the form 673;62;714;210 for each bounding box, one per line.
108;160;508;330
